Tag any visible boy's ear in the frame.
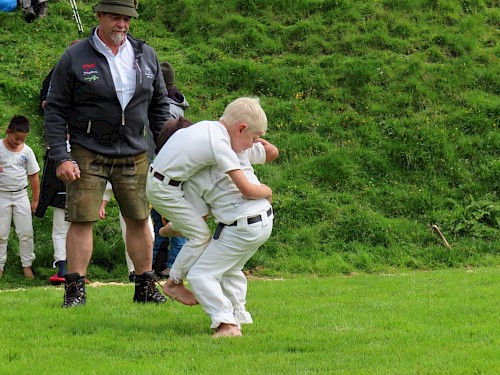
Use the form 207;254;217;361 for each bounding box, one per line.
237;123;248;133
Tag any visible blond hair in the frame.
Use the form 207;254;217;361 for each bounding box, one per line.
219;97;267;134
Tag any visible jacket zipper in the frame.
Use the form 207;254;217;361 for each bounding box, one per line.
136;62;142;85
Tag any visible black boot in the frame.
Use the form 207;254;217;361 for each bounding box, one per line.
23;6;36;22
62;273;86;308
37;1;48;18
133;271;166;304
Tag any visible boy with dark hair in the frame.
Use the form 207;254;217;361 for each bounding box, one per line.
0;115;40;278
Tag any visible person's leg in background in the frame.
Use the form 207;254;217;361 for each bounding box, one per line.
167;236;187;270
150;207;170;277
20;0;36;22
36;0;48;18
49;206;70;284
0;192;13;277
13;190;36;279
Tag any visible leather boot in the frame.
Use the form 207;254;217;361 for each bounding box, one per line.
133;271;166;304
62;273;86;308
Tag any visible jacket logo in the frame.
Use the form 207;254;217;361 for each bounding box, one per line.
82;63;100;82
144;64;154;79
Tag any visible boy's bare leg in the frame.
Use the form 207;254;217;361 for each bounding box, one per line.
162;278;198;305
158;222;182;237
212;324;242;338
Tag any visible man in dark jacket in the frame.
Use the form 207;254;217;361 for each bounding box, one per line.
44;0;170;308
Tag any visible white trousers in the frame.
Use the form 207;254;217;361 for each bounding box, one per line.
187;212;273;329
146;172;211;282
0;190;35;269
52;207;70;265
119;210;154;273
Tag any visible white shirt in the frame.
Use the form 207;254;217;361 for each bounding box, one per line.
152;120;241;182
0;140;40;192
93;29;136;110
183;142;271;224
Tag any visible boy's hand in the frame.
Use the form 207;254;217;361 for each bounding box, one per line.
31;200;39;215
99;206;106;219
261;183;272;203
256;138;269;146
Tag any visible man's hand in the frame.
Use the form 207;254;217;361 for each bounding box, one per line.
56;160;80;183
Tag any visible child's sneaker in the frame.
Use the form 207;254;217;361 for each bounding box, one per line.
49;273;65;285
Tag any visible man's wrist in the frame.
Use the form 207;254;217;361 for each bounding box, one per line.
56;159;72;167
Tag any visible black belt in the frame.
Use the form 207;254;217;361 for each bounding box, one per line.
149;167;181;187
213;207;273;240
3;186;28;193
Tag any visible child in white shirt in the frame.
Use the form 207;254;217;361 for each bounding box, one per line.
183;138;278;337
146;97;272;304
0;115;40;278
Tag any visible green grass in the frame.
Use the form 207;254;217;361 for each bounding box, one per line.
0;0;499;281
0;267;498;374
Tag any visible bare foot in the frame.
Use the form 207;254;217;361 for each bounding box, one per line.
162;279;198;305
212;323;242;338
23;266;35;279
158;222;182;237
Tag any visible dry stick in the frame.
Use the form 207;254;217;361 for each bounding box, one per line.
432;224;452;250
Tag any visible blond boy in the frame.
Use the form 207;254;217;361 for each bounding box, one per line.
146;97;272;304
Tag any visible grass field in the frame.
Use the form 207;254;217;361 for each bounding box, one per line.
0;4;498;372
0;0;498;280
1;267;498;374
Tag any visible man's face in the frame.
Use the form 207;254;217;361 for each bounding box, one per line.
97;12;131;46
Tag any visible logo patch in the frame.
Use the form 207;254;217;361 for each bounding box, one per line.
82;62;100;82
144;64;154;79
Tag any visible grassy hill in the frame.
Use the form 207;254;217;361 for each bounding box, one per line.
0;0;498;283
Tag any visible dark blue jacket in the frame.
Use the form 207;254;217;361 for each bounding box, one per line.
44;29;171;164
